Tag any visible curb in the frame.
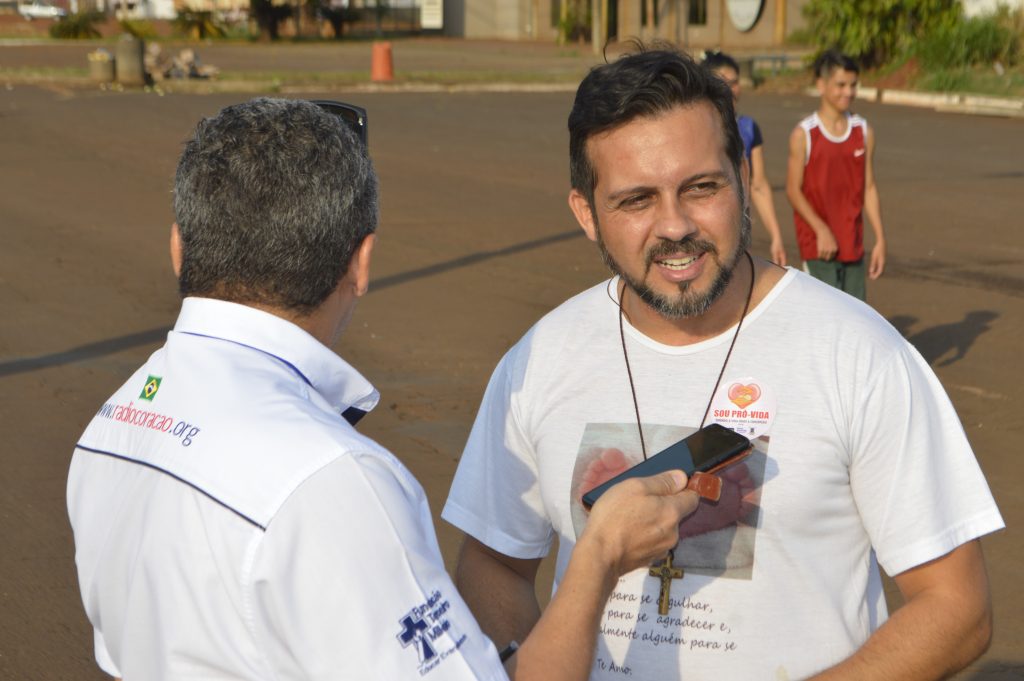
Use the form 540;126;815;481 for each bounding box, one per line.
4;67;1022;117
279;81;580;94
805;86;1024;119
0;71;585;94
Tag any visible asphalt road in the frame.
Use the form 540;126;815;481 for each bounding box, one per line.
0;82;1021;679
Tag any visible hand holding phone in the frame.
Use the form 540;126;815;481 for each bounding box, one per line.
581;424;751;509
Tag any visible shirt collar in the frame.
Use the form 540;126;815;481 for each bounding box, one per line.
172;297;379;418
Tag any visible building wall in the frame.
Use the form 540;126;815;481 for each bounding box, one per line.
446;0;572;40
617;0;805;51
461;0;523;38
963;0;1024;15
446;0;807;47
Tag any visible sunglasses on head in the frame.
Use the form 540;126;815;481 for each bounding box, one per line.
311;100;368;147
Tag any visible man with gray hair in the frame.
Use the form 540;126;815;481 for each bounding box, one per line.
67;97;699;680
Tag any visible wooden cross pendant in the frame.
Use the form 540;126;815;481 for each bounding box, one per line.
649;550;684;615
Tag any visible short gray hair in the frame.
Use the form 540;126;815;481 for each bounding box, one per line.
173;97;378;314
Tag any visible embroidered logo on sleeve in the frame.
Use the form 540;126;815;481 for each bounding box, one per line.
139;375;162;401
396;590;467;675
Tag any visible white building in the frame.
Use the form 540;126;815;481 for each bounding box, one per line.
962;0;1024;16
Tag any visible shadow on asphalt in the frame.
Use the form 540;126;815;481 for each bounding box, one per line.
959;660;1024;679
0;229;585;377
0;326;171;378
888;310;999;367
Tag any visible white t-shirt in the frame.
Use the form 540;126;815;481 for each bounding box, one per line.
68;297;508;681
443;270;1003;680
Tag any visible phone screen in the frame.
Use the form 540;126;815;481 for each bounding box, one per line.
686;425;749;470
580;424;750;509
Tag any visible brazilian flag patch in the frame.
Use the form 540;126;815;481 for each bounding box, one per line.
140;375;162;401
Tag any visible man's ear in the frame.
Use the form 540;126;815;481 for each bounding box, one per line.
568;189;599;242
349;233;376;297
170;223;183;277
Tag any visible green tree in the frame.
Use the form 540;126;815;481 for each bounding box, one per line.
916;12;1019;69
802;0;961;67
556;0;590;45
172;10;226;39
49;11;103;39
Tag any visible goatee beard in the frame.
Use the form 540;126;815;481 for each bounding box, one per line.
598;213;751;320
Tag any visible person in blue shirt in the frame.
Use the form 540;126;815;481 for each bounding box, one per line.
703;51;787;266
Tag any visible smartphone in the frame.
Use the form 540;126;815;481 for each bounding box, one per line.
580;423;752;509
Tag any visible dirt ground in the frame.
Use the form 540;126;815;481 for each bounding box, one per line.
0;42;1022;680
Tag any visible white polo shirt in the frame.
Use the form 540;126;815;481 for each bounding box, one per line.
68;297;508;681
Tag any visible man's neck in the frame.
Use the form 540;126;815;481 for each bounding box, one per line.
621;253;764;347
248;288;354;349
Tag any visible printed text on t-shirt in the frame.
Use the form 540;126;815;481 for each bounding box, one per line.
595;590;737;674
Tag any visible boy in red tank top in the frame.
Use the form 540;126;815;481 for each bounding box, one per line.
785;50;887;301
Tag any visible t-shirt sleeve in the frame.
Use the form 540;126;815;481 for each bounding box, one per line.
848;343;1004;577
249;454;508;681
751;120;763;149
442;349;555;559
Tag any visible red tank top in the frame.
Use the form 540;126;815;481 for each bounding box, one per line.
793;112;867;262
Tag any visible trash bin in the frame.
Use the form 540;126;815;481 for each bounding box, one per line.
115;33;146;86
87;48;115;83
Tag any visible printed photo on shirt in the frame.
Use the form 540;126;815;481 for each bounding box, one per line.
569;423;770;580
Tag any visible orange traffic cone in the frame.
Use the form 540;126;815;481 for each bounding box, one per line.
371;41;393;82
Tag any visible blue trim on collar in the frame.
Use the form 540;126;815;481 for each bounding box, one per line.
178;330;313;387
341;406;367;426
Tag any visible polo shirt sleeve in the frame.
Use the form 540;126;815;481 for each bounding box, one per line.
93;630;121;678
848;343;1004;577
247;452;508;681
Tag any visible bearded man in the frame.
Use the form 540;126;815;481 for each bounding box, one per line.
442;48;1002;680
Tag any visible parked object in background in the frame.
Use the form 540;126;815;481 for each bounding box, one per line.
115;32;146;87
87;48;115;83
144;44;219;81
18;1;66;19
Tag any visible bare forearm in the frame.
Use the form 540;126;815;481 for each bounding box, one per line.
786;185;830;238
864;184;885;245
454;539;541;649
812;543;992;680
514;538;617;681
751;183;783;242
464;472;698;681
786;132;830;240
812;591;990;680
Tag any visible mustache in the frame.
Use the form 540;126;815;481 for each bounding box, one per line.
645;238;719;267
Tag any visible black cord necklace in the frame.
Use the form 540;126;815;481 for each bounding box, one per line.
617;250;756;460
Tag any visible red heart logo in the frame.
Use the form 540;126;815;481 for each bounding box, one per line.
728;383;761;409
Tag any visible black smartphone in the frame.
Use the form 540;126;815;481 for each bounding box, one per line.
580;423;751;509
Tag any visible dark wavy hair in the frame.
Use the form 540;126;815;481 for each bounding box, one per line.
813;49;859;80
173;98;378;314
568;45;743;210
701;49;740;74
